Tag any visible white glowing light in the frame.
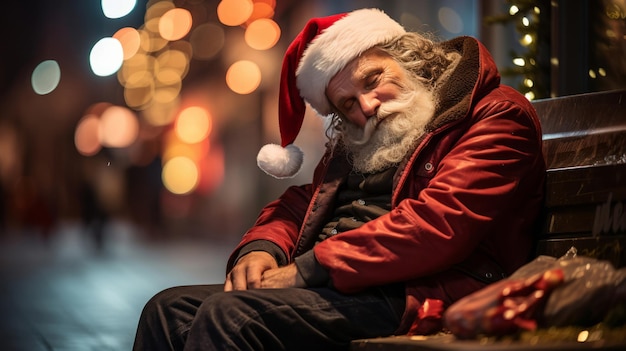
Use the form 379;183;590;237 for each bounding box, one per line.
513;58;526;66
90;37;124;77
31;60;61;95
102;0;136;19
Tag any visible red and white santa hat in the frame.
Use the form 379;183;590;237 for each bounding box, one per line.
257;8;406;178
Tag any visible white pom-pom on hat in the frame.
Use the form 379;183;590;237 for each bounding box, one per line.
257;144;304;179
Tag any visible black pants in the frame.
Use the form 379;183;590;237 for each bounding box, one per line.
133;283;405;351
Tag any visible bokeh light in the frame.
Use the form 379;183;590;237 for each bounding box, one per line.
176;106;212;144
90;37;124;76
190;23;225;60
162;130;208;163
217;0;254;26
154;69;182;104
101;0;137;19
142;99;179;126
438;7;463;34
156;50;189;79
159;8;193;41
75;114;102;156
246;1;275;25
31;60;61;95
197;144;225;194
118;53;154;86
123;71;155;109
226;60;261;94
245;18;280;50
99;105;139;148
145;0;175;24
162;156;199;195
138;26;169;53
113;27;141;60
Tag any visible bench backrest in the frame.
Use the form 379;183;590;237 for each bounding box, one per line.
532;89;626;267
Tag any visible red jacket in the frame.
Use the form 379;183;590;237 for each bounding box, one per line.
227;36;546;335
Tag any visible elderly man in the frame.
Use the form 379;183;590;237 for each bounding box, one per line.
133;8;545;351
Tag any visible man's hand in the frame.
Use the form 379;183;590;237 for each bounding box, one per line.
261;263;306;289
224;251;278;291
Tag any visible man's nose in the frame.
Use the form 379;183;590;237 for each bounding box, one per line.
358;92;380;118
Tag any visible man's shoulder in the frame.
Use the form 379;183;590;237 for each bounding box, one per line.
476;85;536;114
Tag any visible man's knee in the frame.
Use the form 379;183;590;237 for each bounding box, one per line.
196;290;256;322
142;287;182;317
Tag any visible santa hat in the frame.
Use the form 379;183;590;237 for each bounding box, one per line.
257;8;406;178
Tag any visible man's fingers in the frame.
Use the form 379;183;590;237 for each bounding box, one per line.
224;266;264;291
223;274;233;292
225;252;278;291
245;266;263;289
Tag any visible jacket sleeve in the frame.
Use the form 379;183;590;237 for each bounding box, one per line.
313;94;545;293
226;182;314;272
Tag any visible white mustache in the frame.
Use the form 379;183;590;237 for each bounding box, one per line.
344;88;423;146
349;116;379;145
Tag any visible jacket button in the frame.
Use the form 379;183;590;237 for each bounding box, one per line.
424;162;433;171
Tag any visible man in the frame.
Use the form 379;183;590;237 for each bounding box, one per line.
133;8;546;351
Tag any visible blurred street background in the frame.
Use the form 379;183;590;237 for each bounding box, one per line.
0;0;623;350
0;221;236;350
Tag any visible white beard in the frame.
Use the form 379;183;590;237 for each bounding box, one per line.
341;80;436;174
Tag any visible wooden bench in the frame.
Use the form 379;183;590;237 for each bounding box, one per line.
351;89;626;350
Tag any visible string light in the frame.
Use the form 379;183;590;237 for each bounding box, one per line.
484;0;551;100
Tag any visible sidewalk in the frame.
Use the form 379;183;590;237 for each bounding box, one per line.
0;221;235;351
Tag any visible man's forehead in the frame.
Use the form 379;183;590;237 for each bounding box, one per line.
330;51;385;87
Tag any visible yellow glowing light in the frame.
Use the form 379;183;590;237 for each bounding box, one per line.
551;57;559;66
226;60;261;94
522;17;530;26
159;8;193;41
118;53;154;85
156;50;189;78
509;5;519;15
523;78;534;88
218;0;254;26
143;99;179;126
162;156;199;195
176;106;212;144
520;34;533;46
145;1;175;26
163;140;207;163
245;18;281;50
138;26;168;53
113;27;141;60
123;71;155;109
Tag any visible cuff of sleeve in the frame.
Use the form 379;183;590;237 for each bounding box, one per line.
294;250;331;287
235;240;288;266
